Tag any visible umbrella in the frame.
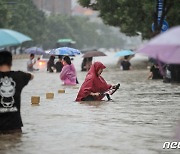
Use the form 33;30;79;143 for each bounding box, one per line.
49;47;81;56
137;26;180;64
115;50;135;57
83;51;107;58
25;47;45;55
63;47;81;55
0;29;32;48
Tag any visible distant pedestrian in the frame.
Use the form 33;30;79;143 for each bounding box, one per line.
0;51;33;134
27;54;39;72
76;62;114;101
148;63;163;79
169;64;180;83
81;57;93;71
47;55;56;73
121;56;131;70
163;64;171;83
60;56;77;85
55;56;63;73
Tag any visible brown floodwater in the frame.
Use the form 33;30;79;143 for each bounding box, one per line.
0;54;180;154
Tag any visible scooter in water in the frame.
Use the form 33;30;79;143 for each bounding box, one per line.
101;83;120;101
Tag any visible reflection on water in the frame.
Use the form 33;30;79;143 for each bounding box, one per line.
0;57;180;154
0;133;22;153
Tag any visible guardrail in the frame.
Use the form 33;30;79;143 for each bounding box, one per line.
13;54;29;59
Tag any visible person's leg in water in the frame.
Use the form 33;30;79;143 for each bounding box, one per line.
76;78;79;84
81;95;95;101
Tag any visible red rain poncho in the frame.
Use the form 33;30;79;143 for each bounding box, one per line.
76;62;112;101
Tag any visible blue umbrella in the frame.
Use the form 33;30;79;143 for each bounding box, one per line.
0;29;32;47
25;47;45;55
115;50;135;57
49;47;81;56
62;47;81;55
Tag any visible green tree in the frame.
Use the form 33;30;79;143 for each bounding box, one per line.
7;0;46;44
43;15;125;49
43;15;75;49
0;0;125;50
78;0;180;39
0;0;12;27
0;0;46;45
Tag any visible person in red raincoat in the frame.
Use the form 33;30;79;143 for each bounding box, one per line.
76;62;112;101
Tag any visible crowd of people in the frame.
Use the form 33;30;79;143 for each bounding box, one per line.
148;59;180;83
1;50;180;134
0;50;117;134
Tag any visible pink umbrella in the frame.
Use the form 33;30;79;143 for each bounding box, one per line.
137;26;180;64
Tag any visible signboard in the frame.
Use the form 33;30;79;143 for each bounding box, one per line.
152;20;169;32
157;0;163;24
152;0;169;32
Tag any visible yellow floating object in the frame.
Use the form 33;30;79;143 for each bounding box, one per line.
31;96;40;104
72;86;79;89
58;89;65;93
46;93;54;99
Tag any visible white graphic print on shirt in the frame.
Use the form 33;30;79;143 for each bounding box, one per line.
0;77;16;108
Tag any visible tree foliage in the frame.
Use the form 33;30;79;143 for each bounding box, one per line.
78;0;180;39
43;15;125;49
0;0;125;50
0;0;46;44
0;0;12;27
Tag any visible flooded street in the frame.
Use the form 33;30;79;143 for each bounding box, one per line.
0;55;180;154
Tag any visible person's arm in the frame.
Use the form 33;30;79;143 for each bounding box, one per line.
148;66;153;79
30;74;34;80
60;66;68;80
148;72;153;79
51;66;56;72
31;59;36;65
19;71;33;87
99;76;112;90
90;92;101;96
81;77;95;97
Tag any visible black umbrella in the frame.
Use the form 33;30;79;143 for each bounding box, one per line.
83;51;107;58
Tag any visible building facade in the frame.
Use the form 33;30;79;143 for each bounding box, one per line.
32;0;71;15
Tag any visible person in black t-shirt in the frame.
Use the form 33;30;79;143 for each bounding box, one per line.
55;55;63;72
148;63;163;79
0;51;33;134
47;55;56;72
121;56;131;70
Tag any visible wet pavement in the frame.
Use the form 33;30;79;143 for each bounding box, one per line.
0;54;180;154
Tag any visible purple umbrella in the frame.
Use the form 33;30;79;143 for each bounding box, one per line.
25;47;45;55
137;26;180;64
